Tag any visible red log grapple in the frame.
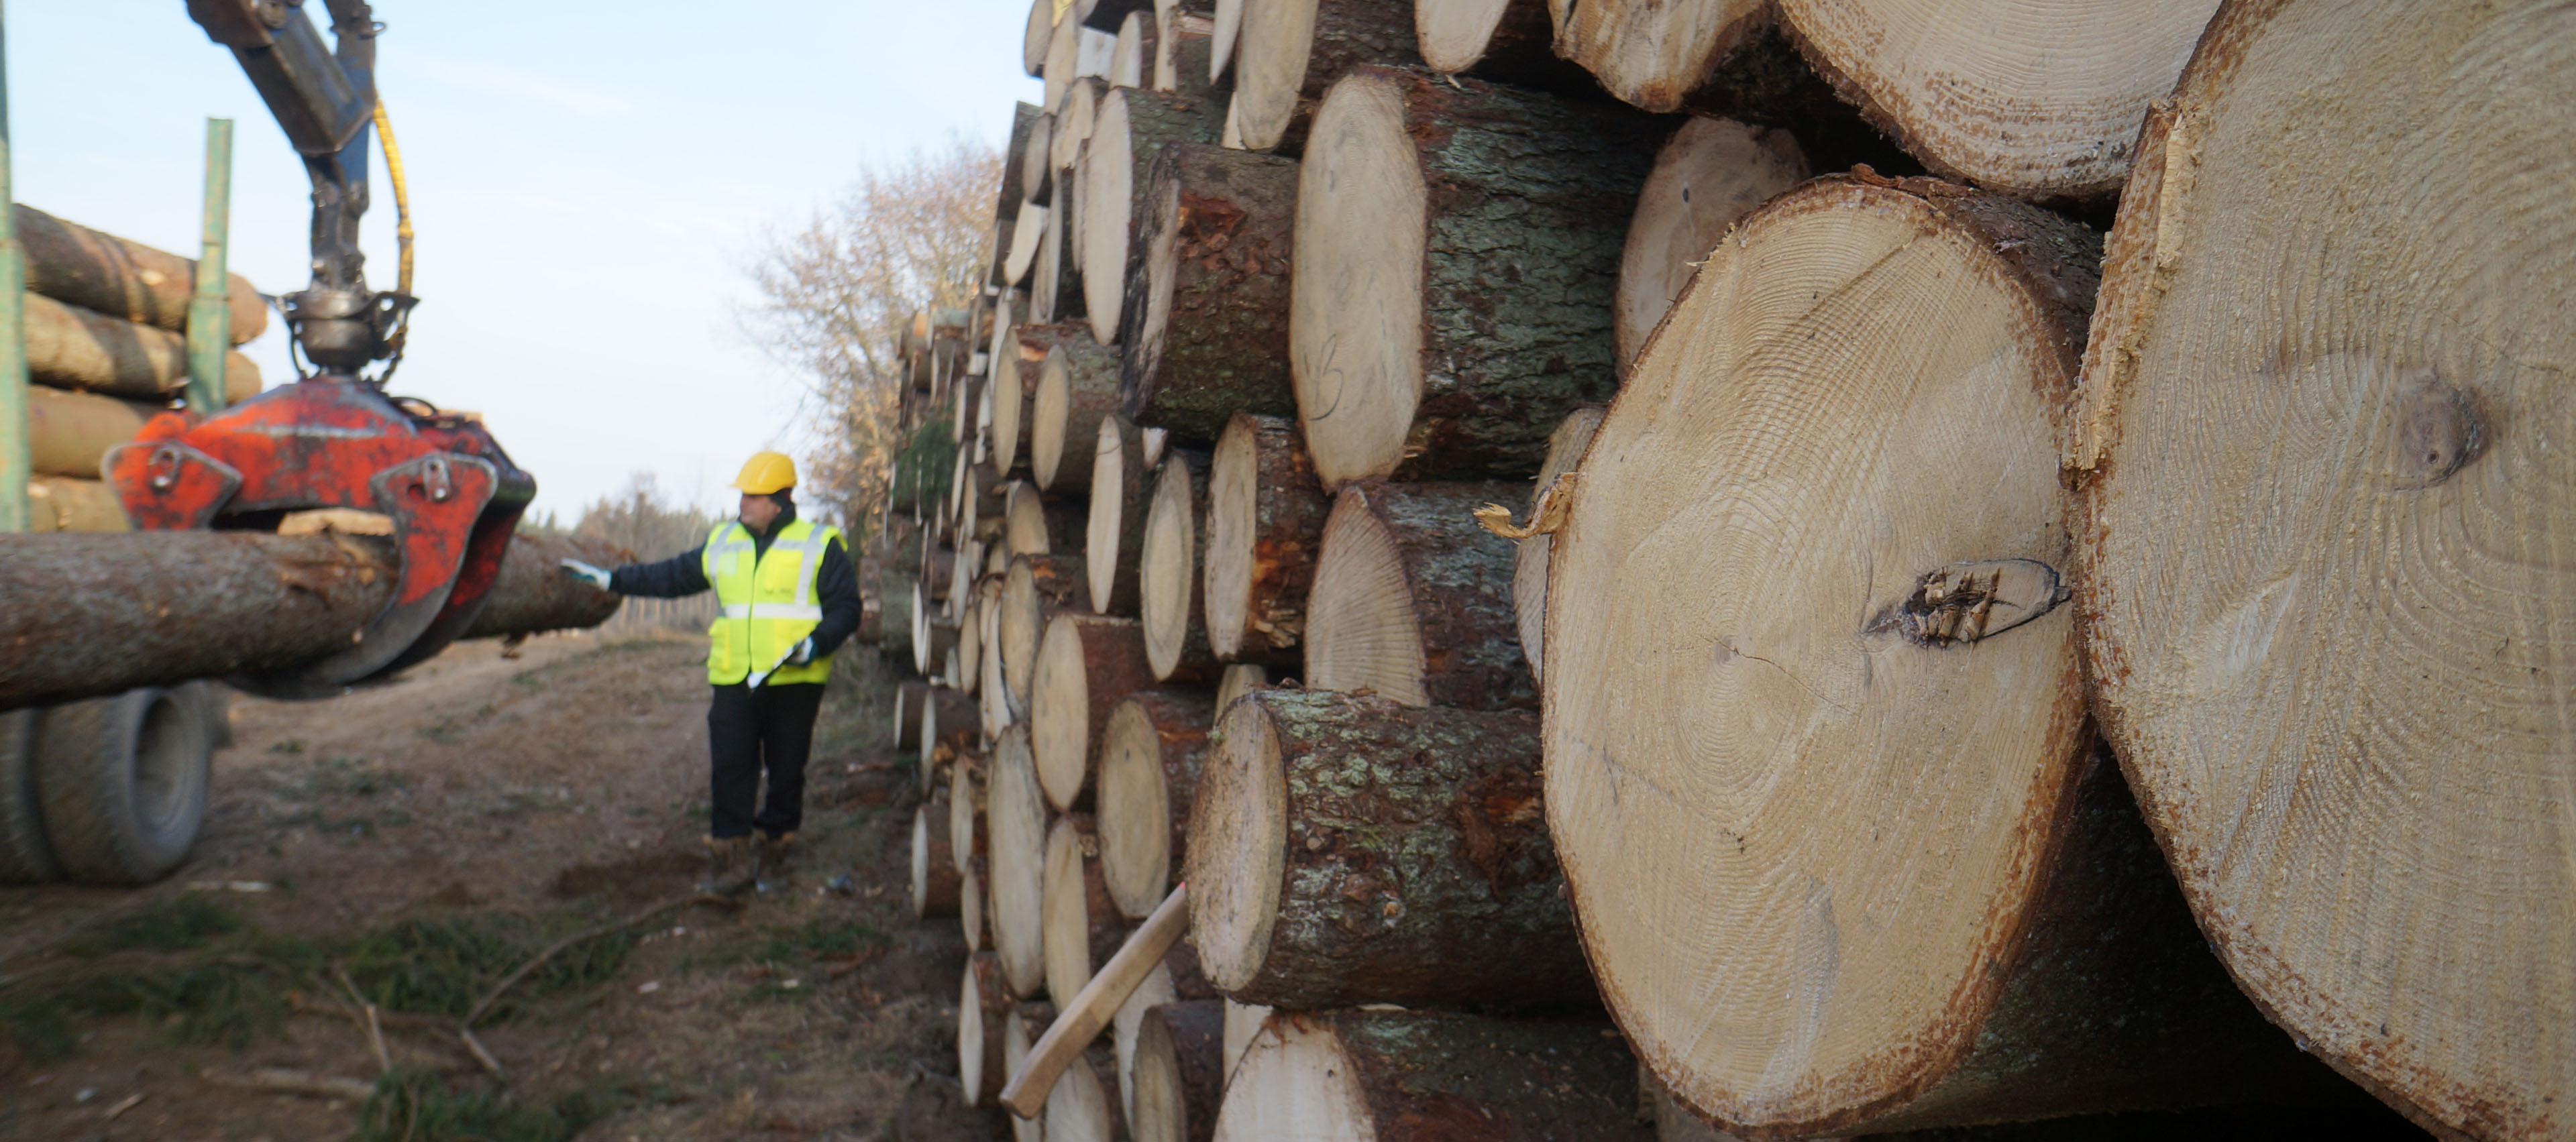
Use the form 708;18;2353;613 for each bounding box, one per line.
103;379;535;697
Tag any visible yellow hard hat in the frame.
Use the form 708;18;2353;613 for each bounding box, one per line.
731;451;797;495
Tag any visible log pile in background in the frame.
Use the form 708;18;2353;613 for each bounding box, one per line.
879;0;2543;1136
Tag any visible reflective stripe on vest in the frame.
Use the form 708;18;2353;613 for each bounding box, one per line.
700;517;841;686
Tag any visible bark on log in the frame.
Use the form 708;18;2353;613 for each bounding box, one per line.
1139;451;1218;681
1097;690;1214;919
1034;180;1087;325
1202;413;1329;667
963;950;1015;1106
1185;689;1585;1009
1130;1000;1224;1142
881;566;918;664
925;685;980;777
894;679;931;750
1778;0;2217;199
1032;614;1157;811
0;530;627;709
994;103;1046;287
18;205;266;343
1232;0;1421;153
1005;553;1089;711
1032;331;1124;492
1414;0;1595;88
957;593;987;698
952;752;991;870
1116;144;1300;445
1305;480;1532;710
24;385;159;479
1155;3;1220;100
963;856;988;954
1004;1003;1058;1142
28;292;262;401
914;799;965;919
1080;89;1228;345
2074;7;2576;1136
1047;1041;1126;1142
24;477;130;533
989;724;1053;997
1617;117;1809;374
1291;68;1661;487
1543;175;2345;1134
1213;665;1266;713
1005;480;1079;557
1212;1010;1649;1142
1511;406;1603;685
1112;9;1158;88
1085;416;1156;614
1043;813;1128;1004
1057;79;1107;186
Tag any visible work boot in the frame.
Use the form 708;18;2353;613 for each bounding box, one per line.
752;831;796;893
698;835;751;895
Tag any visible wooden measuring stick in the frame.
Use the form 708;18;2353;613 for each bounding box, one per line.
1000;882;1189;1118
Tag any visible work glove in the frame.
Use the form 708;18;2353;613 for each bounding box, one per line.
787;637;815;666
559;559;614;591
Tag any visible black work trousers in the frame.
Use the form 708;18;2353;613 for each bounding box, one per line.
706;681;824;840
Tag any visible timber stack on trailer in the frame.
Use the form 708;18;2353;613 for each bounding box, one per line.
900;1;2571;1140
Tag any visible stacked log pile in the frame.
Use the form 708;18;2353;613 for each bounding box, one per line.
888;1;2563;1139
12;205;269;532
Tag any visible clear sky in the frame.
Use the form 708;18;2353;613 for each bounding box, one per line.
10;0;1040;518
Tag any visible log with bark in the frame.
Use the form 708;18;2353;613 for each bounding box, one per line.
893;679;930;751
18;205;266;343
1201;413;1329;667
993;103;1046;286
0;530;627;709
1032;331;1124;492
1510;405;1602;685
1221;1000;1267;1089
1231;0;1421;152
21;475;125;533
1290;68;1661;487
1043;813;1128;1004
1111;948;1216;1111
1213;665;1265;713
1096;690;1213;919
1212;1009;1649;1142
1057;78;1107;185
1004;553;1089;711
962;856;988;954
962;950;1016;1105
1047;1041;1126;1142
1085;416;1156;614
913;799;965;919
880;565;918;665
1138;451;1217;681
2072;5;2576;1136
1079;89;1228;345
1024;0;1056;76
1034;180;1086;324
1004;1003;1057;1142
988;724;1053;997
23;385;162;479
27;292;262;402
951;752;990;872
1154;1;1220;99
1111;7;1158;87
1115;144;1300;445
1032;613;1157;811
1543;174;2355;1134
1548;0;1768;112
1046;5;1086;109
923;684;980;780
1305;479;1532;710
1778;0;2218;199
1185;689;1587;1009
1005;480;1080;557
1129;999;1224;1142
1617;117;1808;374
1412;0;1571;81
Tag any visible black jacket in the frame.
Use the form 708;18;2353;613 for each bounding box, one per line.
609;506;862;659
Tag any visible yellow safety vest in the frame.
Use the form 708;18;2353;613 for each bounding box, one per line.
702;518;841;687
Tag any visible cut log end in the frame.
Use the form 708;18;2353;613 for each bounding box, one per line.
1130;999;1224;1142
1096;691;1213;919
1202;413;1328;666
1304;481;1532;711
1211;1011;1649;1142
1187;697;1286;994
1031;614;1156;812
1042;813;1124;1005
1138;456;1207;681
1513;406;1606;685
1616;117;1810;374
988;726;1051;998
1289;71;1425;488
1301;483;1426;705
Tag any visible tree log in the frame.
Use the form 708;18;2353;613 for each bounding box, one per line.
1047;1041;1126;1142
957;592;987;697
924;685;980;777
881;565;917;664
1032;614;1157;811
1130;1000;1225;1142
914;799;965;919
1116;144;1300;445
1057;78;1107;186
18;205;265;343
1025;0;1055;76
1202;413;1329;666
1232;0;1421;153
1617;117;1809;374
1005;553;1089;711
24;385;160;479
963;856;987;953
1214;665;1266;713
1155;3;1220;100
1185;689;1584;1009
989;724;1053;996
1414;0;1591;87
1112;8;1158;88
23;476;128;533
894;679;930;750
1032;331;1123;493
0;530;627;709
963;950;1015;1106
1080;89;1228;345
1778;0;2216;198
1548;0;1770;112
1004;1003;1057;1142
1005;479;1081;557
1139;450;1218;681
989;303;1033;472
994;103;1046;286
1212;1010;1649;1142
1511;406;1603;685
1085;416;1157;615
1291;68;1660;487
1305;479;1532;710
951;751;990;870
1221;1000;1268;1089
2073;6;2576;1137
1034;180;1087;325
1044;813;1128;1004
1097;690;1214;919
28;292;261;401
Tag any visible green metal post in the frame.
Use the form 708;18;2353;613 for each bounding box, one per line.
0;0;27;534
185;117;235;414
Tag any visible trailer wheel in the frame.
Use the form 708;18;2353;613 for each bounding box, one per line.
35;687;213;884
0;708;59;883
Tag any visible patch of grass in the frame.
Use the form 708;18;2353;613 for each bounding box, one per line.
61;897;243;956
345;912;633;1022
0;927;322;1060
358;1069;679;1142
755;917;887;966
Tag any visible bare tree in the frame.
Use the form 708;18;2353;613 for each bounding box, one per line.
741;136;1000;538
574;471;722;561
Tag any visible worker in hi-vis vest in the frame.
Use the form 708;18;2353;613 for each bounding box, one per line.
559;451;861;893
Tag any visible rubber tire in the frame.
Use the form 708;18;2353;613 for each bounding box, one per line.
34;687;213;884
0;707;60;882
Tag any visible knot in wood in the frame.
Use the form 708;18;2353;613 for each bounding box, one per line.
1867;559;2068;648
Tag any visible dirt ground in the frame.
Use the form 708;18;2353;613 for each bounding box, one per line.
0;632;1004;1142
